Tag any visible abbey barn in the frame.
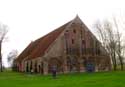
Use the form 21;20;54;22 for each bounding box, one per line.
13;16;111;75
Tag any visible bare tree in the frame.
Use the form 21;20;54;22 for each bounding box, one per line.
0;23;8;72
94;18;125;70
7;50;18;67
113;17;124;70
94;20;117;70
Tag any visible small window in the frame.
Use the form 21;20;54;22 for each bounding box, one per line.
72;39;74;44
66;30;69;32
82;40;85;44
73;29;76;33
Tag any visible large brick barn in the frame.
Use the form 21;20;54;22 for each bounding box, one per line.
13;16;111;75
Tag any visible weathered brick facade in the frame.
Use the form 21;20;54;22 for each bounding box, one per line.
13;16;111;74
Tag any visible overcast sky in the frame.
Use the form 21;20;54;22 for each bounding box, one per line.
0;0;125;66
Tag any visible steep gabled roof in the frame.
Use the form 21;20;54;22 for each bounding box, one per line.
16;20;71;62
28;21;71;60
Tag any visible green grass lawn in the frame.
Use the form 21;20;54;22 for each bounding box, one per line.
0;71;125;87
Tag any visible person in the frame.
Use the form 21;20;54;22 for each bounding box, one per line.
86;63;95;72
51;65;57;79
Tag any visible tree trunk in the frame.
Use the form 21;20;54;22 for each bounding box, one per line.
119;56;124;70
112;58;117;71
0;42;3;72
112;51;117;71
113;62;117;71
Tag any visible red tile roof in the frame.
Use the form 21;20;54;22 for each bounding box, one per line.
16;21;71;62
16;39;41;62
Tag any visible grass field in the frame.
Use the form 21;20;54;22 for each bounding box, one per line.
0;71;125;87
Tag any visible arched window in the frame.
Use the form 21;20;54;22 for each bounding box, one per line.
41;62;43;74
67;56;78;72
34;61;37;73
30;61;32;71
26;62;29;72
